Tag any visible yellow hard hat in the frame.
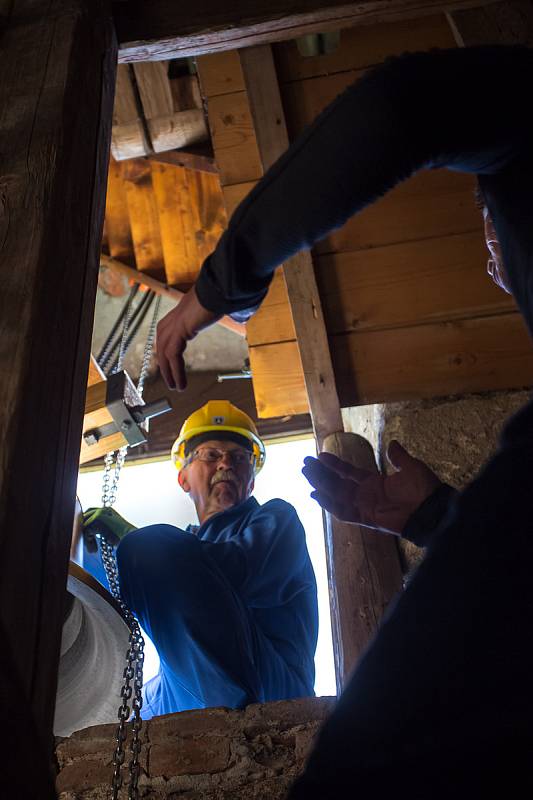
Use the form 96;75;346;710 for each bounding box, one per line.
171;400;266;474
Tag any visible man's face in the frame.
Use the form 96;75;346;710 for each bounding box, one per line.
484;206;512;294
178;439;255;524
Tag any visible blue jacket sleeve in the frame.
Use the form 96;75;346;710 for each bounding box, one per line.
202;500;313;608
195;45;533;320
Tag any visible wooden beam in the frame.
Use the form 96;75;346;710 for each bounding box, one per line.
133;61;209;152
111;64;150;161
149;149;218;175
0;0;116;745
239;44;402;687
114;0;497;62
100;254;247;337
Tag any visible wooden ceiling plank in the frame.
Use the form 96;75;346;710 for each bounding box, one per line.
189;169;228;266
151;160;197;286
111;64;150;161
105;157;135;263
115;0;495;62
122;158;165;276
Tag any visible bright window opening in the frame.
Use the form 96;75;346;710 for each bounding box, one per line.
77;435;336;697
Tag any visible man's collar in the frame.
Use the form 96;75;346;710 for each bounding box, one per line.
193;495;259;534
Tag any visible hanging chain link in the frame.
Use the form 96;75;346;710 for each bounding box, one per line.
99;536;145;799
95;290;162;799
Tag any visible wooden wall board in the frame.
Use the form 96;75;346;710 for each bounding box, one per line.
315;170;481;255
105;158;135;263
249;340;309;417
122;159;165;276
282;68;363;137
203;90;264;185
197;50;245;97
332;312;533;406
222;180;256;216
316;231;515;335
246;270;297;346
273;13;455;82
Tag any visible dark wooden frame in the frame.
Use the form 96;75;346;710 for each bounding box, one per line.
0;0;520;769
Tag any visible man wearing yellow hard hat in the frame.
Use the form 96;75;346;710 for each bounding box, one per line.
85;400;318;719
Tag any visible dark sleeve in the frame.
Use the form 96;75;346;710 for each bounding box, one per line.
195;45;533;319
402;483;458;548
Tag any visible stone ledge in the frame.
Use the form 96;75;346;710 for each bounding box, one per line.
56;696;335;799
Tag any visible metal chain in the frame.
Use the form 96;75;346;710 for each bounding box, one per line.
99;536;145;799
137;294;161;399
95;287;161;798
113;284;137;376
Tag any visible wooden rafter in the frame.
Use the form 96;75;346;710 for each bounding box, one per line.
100;254;247;337
115;0;498;62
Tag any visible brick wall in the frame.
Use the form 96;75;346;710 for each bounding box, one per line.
56;697;335;799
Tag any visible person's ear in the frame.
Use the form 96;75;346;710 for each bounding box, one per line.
178;469;190;493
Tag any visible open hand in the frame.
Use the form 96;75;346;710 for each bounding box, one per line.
302;440;441;535
156;286;219;390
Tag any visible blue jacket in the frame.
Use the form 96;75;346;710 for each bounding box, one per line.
85;496;318;716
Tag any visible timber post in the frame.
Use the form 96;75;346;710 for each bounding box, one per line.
0;0;117;748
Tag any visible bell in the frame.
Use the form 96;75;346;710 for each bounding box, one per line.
54;499;131;737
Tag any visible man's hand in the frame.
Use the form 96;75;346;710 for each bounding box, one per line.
156;286;219;390
82;507;137;553
302;440;441;536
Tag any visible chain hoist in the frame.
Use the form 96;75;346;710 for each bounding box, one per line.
96;288;161;799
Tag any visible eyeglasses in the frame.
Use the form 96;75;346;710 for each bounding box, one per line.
185;447;255;469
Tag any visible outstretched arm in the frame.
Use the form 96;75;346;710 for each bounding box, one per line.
157;45;533;388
